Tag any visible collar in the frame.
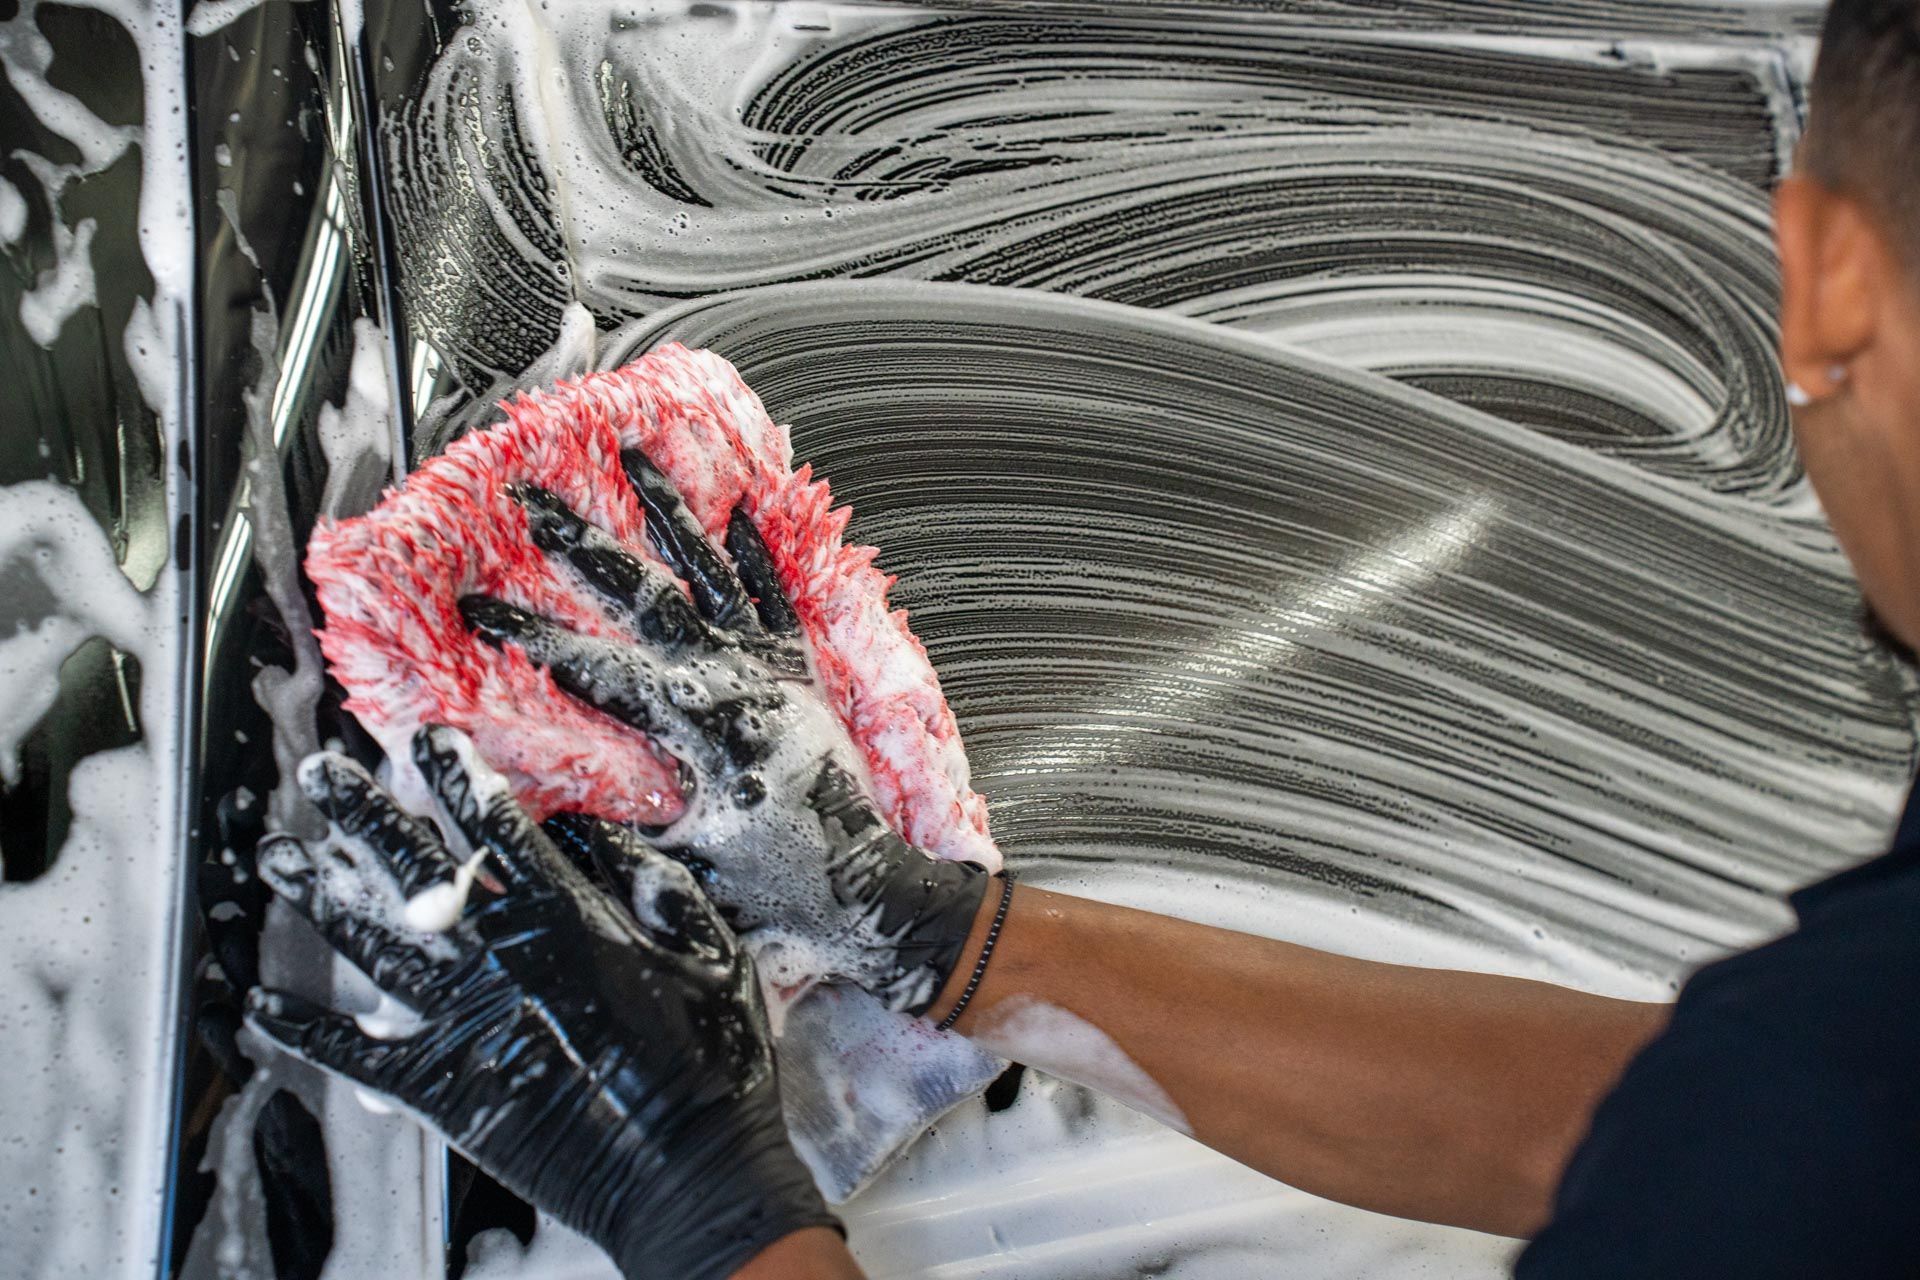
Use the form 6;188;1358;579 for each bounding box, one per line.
1790;773;1920;918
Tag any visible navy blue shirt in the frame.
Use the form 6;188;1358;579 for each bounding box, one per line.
1516;784;1920;1277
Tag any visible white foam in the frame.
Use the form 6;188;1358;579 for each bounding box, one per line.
316;317;397;517
0;30;136;174
17;213;97;346
354;991;425;1041
971;997;1190;1135
184;0;270;37
460;1215;604;1279
119;298;175;434
0;3;219;1275
237;308;331;836
177;1060;279;1276
0;483;180;1277
589;633;916;1007
0;177;25;245
402;848;488;933
0;483;155;778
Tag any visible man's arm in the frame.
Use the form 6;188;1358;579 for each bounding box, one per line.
927;884;1669;1239
461;477;1665;1247
734;1228;867;1279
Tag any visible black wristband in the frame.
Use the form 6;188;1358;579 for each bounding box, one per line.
935;872;1014;1032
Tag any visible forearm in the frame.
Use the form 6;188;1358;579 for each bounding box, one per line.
928;882;1668;1238
729;1228;864;1279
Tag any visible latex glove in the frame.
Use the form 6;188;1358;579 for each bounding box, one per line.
458;454;991;1017
247;725;837;1280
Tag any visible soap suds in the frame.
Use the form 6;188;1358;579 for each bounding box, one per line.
401;847;488;933
271;760;465;966
0;1;226;1276
17;214;97;346
315;318;398;518
353;991;425;1041
973;997;1191;1135
183;0;270;37
0;26;137;174
0;177;26;245
0;489;179;1280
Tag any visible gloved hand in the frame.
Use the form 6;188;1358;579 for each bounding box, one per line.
247;725;837;1280
457;452;992;1018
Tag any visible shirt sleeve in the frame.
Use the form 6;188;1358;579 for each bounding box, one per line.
1514;926;1920;1280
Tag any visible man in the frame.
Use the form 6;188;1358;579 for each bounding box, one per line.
247;1;1920;1275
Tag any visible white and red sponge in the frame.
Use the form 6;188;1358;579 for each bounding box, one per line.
303;342;1006;1199
306;342;997;866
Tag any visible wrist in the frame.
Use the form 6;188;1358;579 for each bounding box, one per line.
726;1227;864;1280
811;763;993;1014
863;848;993;1016
919;872;1008;1029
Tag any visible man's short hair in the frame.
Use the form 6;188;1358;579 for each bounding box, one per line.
1804;0;1920;267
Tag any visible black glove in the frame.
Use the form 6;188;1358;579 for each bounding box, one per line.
246;725;838;1280
458;453;991;1017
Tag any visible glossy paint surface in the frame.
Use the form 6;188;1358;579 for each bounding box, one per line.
4;1;1912;1278
380;5;1910;1273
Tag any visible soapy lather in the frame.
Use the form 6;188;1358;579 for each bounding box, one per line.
302;342;1007;1197
305;342;996;861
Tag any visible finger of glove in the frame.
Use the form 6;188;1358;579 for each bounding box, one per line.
296;751;459;899
622;448;764;635
246;986;408;1094
805;760;911;905
513;485;719;652
561;815;734;961
256;835;452;1002
413;725;571;891
461;596;695;743
538;811;621;894
724;507;802;639
545;813;754;932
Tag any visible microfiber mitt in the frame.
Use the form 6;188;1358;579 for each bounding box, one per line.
304;342;1005;1198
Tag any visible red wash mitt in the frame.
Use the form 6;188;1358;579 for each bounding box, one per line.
305;342;1005;1197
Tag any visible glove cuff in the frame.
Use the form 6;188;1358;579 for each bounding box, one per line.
869;850;992;1017
808;762;995;1016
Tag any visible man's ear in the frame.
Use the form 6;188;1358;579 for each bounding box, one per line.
1775;175;1886;398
